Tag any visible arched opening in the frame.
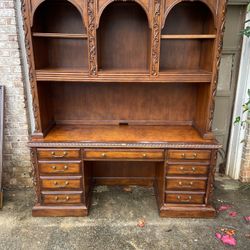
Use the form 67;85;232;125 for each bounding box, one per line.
32;0;85;33
32;0;88;71
160;1;216;71
97;1;150;72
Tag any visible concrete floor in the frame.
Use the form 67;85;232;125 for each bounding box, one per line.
0;176;249;250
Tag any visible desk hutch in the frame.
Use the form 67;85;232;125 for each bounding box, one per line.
22;0;227;217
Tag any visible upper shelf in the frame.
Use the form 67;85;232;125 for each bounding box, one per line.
35;69;212;83
161;34;216;39
32;33;88;39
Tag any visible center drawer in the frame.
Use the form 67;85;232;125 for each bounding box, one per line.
84;149;164;160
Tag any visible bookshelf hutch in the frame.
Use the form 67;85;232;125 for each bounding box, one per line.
22;0;227;217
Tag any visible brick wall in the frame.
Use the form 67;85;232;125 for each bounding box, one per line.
0;0;32;188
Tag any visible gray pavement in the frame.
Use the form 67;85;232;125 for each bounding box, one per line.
0;176;249;250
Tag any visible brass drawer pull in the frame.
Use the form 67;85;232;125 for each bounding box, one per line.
51;151;68;158
53;181;69;188
181;153;198;159
51;165;69;172
178;181;193;187
177;195;192;202
142;153;147;158
54;196;70;202
101;153;106;158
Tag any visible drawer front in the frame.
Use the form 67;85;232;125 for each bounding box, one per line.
84;150;164;160
42;193;82;205
166;165;209;175
166;179;207;191
41;179;81;189
168;150;211;160
39;162;81;175
37;149;80;159
165;193;204;204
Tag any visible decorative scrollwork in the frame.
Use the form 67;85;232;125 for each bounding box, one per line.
151;0;161;76
87;0;98;76
30;148;40;203
28;141;222;149
21;0;41;133
208;1;228;131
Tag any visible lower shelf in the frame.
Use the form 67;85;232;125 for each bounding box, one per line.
32;205;88;217
159;205;216;218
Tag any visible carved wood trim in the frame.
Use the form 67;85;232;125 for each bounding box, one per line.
206;149;218;204
28;142;222;149
207;1;228;132
151;0;161;76
21;0;42;134
87;0;98;76
30;148;40;204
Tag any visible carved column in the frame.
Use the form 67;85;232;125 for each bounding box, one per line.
30;148;40;204
21;0;42;136
87;0;98;76
150;0;161;76
207;1;228;133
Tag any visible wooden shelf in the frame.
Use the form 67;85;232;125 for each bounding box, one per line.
32;32;88;39
36;69;212;83
161;34;216;39
38;124;214;143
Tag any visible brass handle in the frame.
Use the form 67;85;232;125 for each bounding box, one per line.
51;165;69;172
181;153;197;159
180;167;184;170
192;167;196;172
54;196;70;202
142;153;147;158
101;153;106;158
51;151;67;158
177;195;192;202
178;181;193;187
53;181;69;187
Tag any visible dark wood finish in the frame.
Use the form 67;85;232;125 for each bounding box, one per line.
168;150;211;160
38;161;82;175
165;177;207;191
42;192;82;205
22;0;227;217
40;177;82;190
84;149;164;161
97;1;150;71
37;149;80;159
166;164;209;176
165;192;205;204
37;125;216;143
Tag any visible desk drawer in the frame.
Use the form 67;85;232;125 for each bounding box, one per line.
37;149;80;159
165;193;204;204
39;161;81;175
168;150;211;160
166;165;209;175
42;193;82;205
84;150;164;160
166;178;207;191
41;178;81;190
